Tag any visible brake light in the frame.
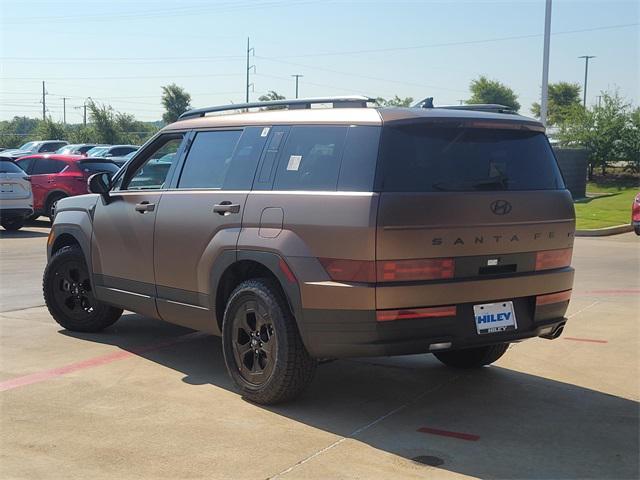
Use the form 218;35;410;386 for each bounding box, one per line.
376;305;457;322
535;248;572;271
319;257;455;283
377;258;454;282
536;289;572;306
318;258;376;283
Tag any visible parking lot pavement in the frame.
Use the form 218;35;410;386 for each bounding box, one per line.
0;226;638;479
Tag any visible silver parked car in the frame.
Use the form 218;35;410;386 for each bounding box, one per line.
0;158;33;230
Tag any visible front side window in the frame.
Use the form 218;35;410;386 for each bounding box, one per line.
178;130;242;189
273;126;348;191
124;136;184;190
32;158;66;175
40;142;65;153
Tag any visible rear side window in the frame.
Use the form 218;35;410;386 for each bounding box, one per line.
379;125;564;192
16;158;33;173
178;130;242;189
32;158;66;174
0;160;24;173
273;126;347;191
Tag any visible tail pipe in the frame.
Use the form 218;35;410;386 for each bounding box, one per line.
539;322;566;340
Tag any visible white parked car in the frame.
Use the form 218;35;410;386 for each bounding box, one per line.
0;158;33;231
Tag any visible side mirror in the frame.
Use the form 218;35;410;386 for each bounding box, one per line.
88;172;111;203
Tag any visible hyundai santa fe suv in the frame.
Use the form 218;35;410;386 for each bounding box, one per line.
44;96;575;404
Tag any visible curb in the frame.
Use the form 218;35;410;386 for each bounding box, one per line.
575;224;634;237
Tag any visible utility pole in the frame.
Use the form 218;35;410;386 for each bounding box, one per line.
42;81;46;120
596;95;602;108
578;55;595;107
246;37;255;103
540;0;552;126
458;99;465;105
74;99;88;126
291;74;303;99
62;97;67;124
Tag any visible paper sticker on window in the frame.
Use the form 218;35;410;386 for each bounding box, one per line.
286;155;302;171
261;127;270;137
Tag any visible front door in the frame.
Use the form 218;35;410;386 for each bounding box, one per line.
91;133;186;318
153;127;268;332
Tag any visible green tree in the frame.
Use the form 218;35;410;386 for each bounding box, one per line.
620;107;640;173
531;82;583;125
557;91;631;178
87;101;119;144
258;91;286;110
467;76;520;111
35;118;67;141
161;84;192;124
375;95;414;107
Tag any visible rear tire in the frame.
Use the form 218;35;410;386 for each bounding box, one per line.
46;193;66;223
43;245;122;332
434;343;509;368
1;218;25;231
222;278;317;405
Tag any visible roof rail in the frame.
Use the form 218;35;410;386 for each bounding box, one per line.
435;104;517;114
178;96;376;120
412;97;516;114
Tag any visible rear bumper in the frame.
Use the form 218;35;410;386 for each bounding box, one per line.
0;207;33;220
297;267;574;358
301;299;568;358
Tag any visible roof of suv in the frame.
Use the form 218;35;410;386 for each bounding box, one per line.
165;106;544;132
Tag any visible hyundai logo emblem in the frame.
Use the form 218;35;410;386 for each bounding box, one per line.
490;199;512;215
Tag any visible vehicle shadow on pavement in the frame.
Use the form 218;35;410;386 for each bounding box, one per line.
61;313;639;480
0;229;48;239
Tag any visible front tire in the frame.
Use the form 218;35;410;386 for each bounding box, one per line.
433;343;509;368
43;245;122;332
1;217;25;231
222;278;317;405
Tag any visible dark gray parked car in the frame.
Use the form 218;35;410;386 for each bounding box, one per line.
43;96;575;404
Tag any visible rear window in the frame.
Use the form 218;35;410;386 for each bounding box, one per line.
78;161;120;175
379;125;564;192
0;160;24;174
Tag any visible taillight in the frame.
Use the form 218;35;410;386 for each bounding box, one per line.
536;289;572;306
377;258;454;282
319;257;455;283
535;248;572;271
318;258;376;283
376;305;457;322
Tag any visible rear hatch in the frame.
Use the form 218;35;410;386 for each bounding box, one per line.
375;119;575;309
0;160;32;201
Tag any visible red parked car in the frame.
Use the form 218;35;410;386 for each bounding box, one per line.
15;154;119;221
633;192;640;236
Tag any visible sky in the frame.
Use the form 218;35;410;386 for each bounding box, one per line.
1;0;638;123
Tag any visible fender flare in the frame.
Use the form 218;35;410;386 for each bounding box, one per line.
210;249;307;343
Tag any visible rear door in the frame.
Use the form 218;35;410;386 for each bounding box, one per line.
375;123;575;297
91;133;186;318
24;157;67;212
153;127;268;332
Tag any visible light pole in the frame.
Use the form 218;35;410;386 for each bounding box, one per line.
291;74;303;99
578;55;595;107
540;0;552;126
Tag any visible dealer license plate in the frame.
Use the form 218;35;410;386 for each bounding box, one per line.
473;301;517;335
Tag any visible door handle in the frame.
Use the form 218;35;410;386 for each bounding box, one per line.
135;201;155;213
213;201;240;215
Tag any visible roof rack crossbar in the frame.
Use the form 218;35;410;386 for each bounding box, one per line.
179;96;376;120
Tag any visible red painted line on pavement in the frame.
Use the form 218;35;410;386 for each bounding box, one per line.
417;427;480;441
0;332;203;393
563;337;608;344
